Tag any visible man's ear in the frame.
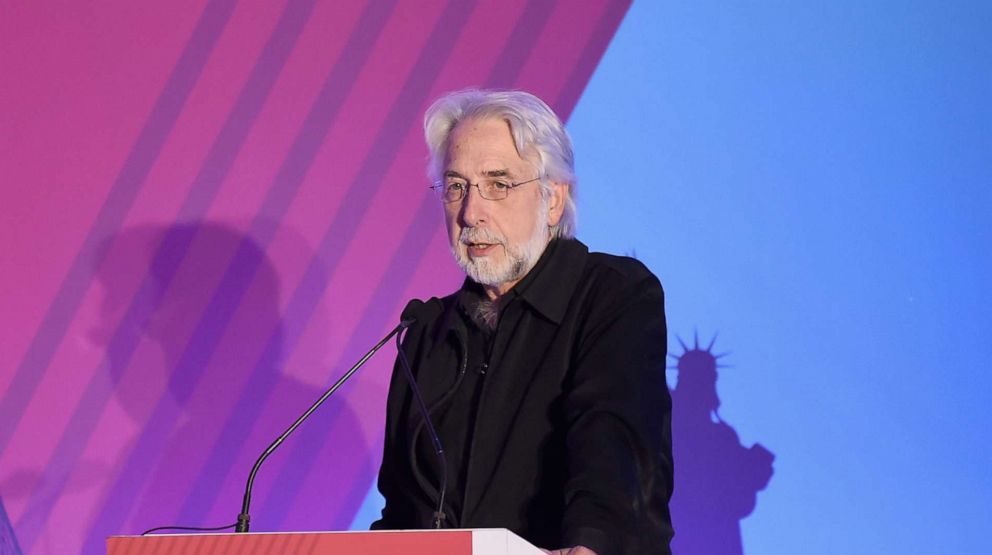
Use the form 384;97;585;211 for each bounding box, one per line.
546;181;567;227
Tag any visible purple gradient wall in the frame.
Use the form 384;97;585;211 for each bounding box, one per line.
0;1;630;553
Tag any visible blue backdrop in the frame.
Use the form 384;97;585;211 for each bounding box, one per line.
570;1;991;553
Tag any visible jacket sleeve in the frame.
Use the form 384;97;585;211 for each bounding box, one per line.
560;271;673;555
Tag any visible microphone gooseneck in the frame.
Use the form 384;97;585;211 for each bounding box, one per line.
395;330;448;529
235;317;414;533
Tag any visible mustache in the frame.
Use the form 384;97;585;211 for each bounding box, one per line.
459;228;506;245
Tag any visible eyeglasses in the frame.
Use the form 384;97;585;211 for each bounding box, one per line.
430;176;542;203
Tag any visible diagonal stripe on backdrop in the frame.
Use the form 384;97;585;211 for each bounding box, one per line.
554;1;632;119
74;2;404;551
14;0;323;550
0;0;238;455
171;0;482;530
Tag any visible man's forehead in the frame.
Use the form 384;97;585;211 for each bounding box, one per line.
443;117;535;175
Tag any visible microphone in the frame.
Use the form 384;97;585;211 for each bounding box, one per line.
234;309;417;533
393;298;448;528
400;298;426;328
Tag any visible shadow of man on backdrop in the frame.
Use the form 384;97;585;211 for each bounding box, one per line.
81;221;371;551
669;334;774;555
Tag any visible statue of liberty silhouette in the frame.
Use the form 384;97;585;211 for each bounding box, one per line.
669;333;774;555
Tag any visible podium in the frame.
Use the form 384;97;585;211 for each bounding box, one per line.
107;528;545;554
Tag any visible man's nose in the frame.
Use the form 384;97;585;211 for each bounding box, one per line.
459;184;489;226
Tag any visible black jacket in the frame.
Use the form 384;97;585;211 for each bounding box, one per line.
372;238;673;555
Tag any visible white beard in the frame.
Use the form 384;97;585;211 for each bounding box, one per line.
452;203;550;289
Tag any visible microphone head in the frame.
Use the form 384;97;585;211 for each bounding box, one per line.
399;297;443;328
399;298;426;328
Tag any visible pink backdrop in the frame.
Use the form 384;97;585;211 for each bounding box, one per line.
0;1;629;553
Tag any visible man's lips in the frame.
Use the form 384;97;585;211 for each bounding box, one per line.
466;242;499;256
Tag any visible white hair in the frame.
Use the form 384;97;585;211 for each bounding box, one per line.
424;88;577;239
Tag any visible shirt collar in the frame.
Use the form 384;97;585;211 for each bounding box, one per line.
508;238;588;324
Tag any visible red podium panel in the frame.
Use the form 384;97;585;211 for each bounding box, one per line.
107;528;544;554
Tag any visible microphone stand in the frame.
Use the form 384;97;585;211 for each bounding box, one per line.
235;319;412;533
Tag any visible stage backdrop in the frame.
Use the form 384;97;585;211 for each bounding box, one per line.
2;1;990;555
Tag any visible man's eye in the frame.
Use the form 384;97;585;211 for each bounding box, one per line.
491;181;510;190
446;182;466;192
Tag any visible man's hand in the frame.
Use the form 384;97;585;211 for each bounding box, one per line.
540;547;598;555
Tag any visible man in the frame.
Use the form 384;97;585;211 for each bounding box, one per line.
372;89;673;555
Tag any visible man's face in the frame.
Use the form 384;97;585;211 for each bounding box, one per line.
442;117;564;297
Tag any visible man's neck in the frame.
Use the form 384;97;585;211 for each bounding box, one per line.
483;280;518;301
